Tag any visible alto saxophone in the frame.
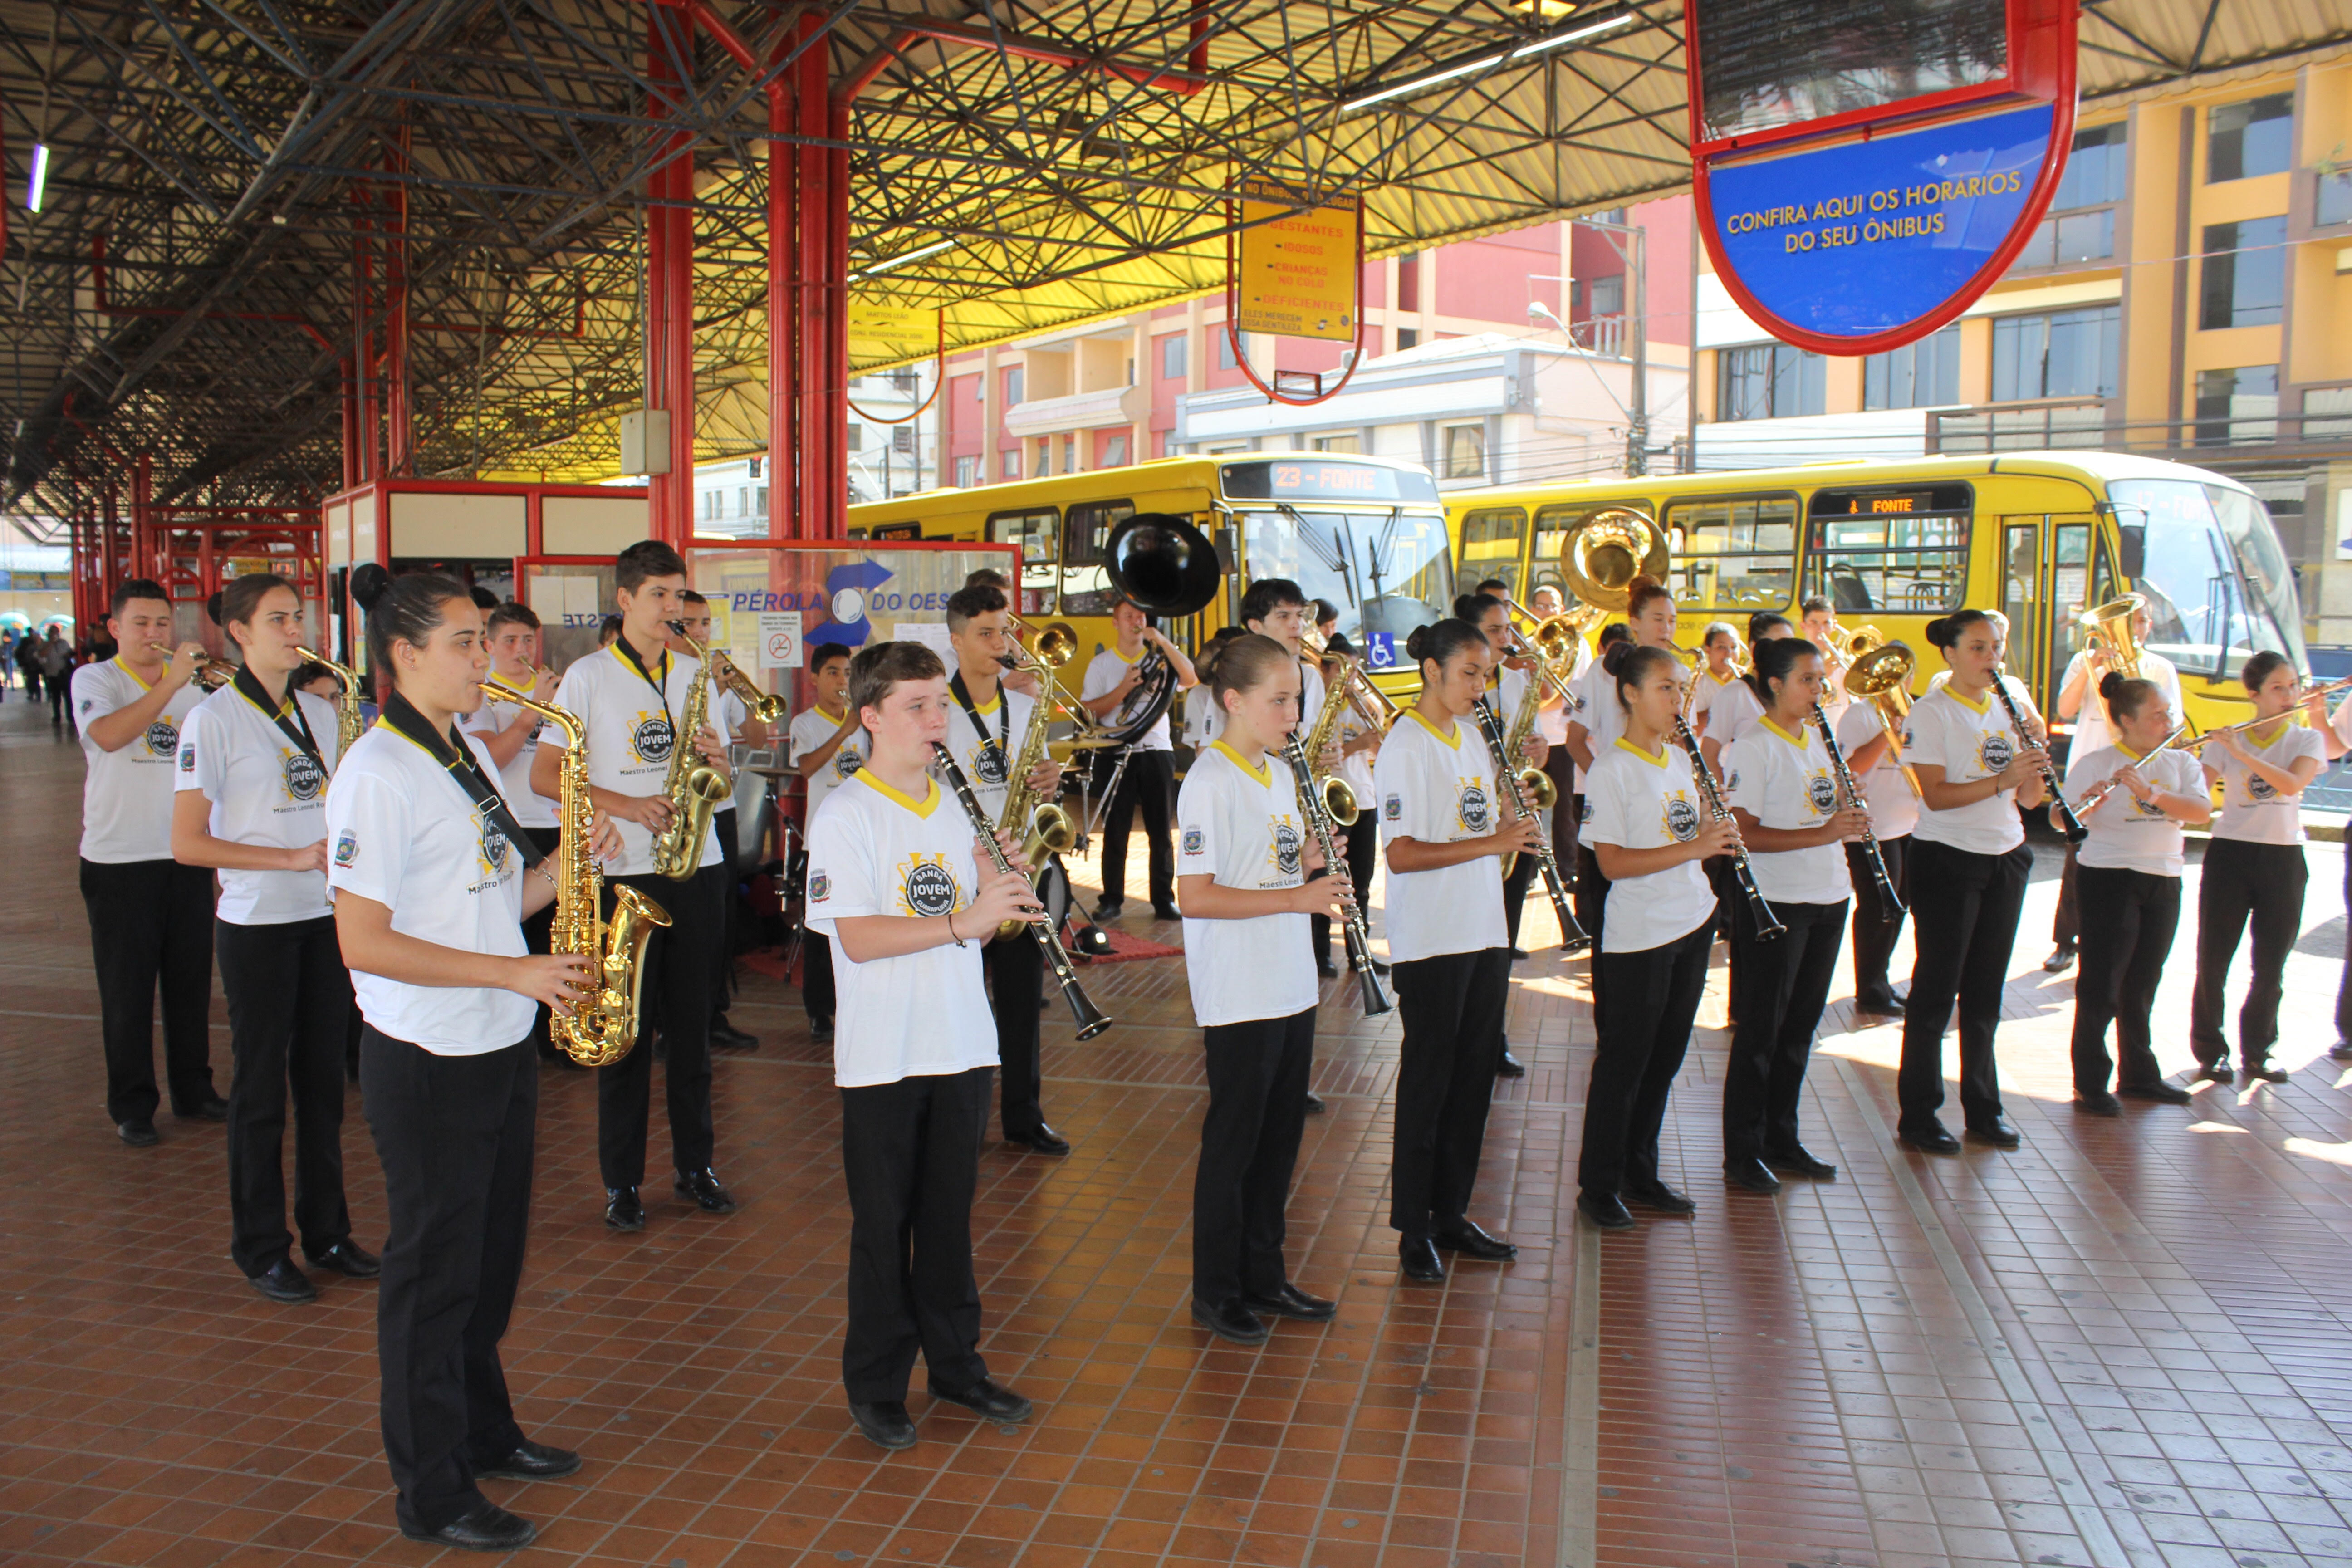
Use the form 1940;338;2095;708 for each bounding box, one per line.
651;623;735;881
990;677;1079;940
294;645;367;760
480;677;671;1068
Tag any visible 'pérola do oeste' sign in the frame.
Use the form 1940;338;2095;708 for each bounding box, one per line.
1688;0;2079;354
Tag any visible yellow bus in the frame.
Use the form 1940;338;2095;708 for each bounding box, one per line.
847;453;1455;701
1448;451;2307;745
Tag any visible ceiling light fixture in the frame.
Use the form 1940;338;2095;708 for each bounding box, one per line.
26;144;51;213
1339;12;1636;115
850;238;957;281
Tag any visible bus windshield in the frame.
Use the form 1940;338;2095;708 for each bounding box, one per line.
1238;507;1456;653
2109;478;2306;679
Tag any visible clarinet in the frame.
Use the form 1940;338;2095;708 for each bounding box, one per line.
1810;701;1904;917
1669;711;1784;941
1280;734;1394;1017
1989;668;2088;844
1469;697;1593;953
931;743;1113;1040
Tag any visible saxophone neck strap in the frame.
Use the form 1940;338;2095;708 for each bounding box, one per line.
232;666;327;774
949;671;1011;768
614;632;671;706
380;692;546;871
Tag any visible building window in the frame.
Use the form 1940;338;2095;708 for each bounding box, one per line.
1314;433;1361;454
756;486;768;514
2208;94;2294;183
1001;449;1021;480
1156;430;1175;459
892;426;915;456
846;425;862;452
1103;434;1129;467
890;367;918;394
1442;423;1486;480
1662;495;1798;611
2017;122;2127;265
956;455;980;487
1716;343;1827;421
2200;217;2288;329
2195;366;2278;446
1217;332;1239;370
747;456;762;479
2305;386;2352;440
1863;324;1961;411
1035;437;1052;477
1004;365;1024;406
1990;306;2119;401
1396;328;1420;351
2322;170;2352;227
1063;435;1078;475
1588;274;1625;317
1159;334;1186;379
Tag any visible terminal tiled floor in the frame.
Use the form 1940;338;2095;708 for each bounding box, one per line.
5;692;2352;1568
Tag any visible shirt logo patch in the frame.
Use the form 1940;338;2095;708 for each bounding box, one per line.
1457;781;1492;836
178;744;196;773
478;815;512;874
631;713;676;765
1804;771;1838;817
973;740;1009;786
1383;793;1402;822
809;872;831;903
1182;826;1205;856
334;831;358;867
283;750;327;804
1723;769;1741;792
1978;731;2013;773
1580;796;1595;825
1270;818;1303;878
835;749;862;779
2247;773;2278;802
145;720;179;759
1664;795;1700;842
899;854;960;918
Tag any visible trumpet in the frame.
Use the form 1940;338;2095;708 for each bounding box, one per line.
148;642;238;691
705;647;787;725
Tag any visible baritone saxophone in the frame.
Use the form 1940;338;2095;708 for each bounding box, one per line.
479;677;669;1068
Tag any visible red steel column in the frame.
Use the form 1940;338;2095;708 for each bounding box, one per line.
646;7;697;548
765;73;794;539
385;130;414;475
353;189;378;485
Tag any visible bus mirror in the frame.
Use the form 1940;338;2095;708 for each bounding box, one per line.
2117;518;2145;579
1214;530;1235;574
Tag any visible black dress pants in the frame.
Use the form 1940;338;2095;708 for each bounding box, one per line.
1575;832;1613;1033
2192;838;2308;1067
1194;1006;1314;1304
985;933;1047;1137
1580;921;1710;1199
1097;750;1175;911
597;864;725;1188
1390;946;1509;1236
80;857;218;1123
1897;840;2030;1136
1847;834;1911;1009
802;931;837;1024
215;916;355;1276
712;809;741;1013
521;827;561;1059
1545;749;1579;887
360;1030;535;1534
1723;898;1847;1164
838;1065;993;1403
2071;864;2180;1095
2052;844;2080;949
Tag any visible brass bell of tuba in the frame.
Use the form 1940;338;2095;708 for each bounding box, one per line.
1559;506;1672;615
2080;593;2147;681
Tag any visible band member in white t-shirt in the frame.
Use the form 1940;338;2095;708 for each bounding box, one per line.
1834;684;1920;1016
1078;594;1198;923
1462;591;1550;975
328;567;617;1554
1565;575;1681;945
789;642;864;1042
673;590;761;1052
533;540;737;1231
1699;613;1794;776
1895;609;2048;1154
2194;652;2329;1081
1577;642;1740;1231
74;578;225;1144
1720;637;1865;1193
1799;595;1853;721
943;583;1074;1155
1176;634;1350;1345
461;602;566;1063
1375;618;1542;1284
172;574;370;1303
1528;583;1585;885
805;641;1042;1452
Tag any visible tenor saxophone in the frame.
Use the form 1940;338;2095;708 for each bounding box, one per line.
294;645;366;760
651;623;735;881
990;676;1079;940
480;677;671;1068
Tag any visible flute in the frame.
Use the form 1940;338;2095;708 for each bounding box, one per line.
1670;711;1784;941
1280;733;1393;1016
1990;667;2087;844
1469;696;1593;954
1810;701;1903;917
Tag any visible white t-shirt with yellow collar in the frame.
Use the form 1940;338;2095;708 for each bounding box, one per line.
1372;708;1509;963
1723;714;1853;906
1902;679;2030;856
1175;740;1318;1027
1579;736;1718;954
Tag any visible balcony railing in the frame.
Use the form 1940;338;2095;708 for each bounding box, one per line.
1927;398;2108;454
1569;314;1628;358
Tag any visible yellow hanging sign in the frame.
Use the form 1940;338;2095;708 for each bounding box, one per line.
845;299;937;358
1235;181;1360;343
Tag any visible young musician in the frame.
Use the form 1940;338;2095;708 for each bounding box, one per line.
1578;642;1739;1230
1835;677;1918;1015
1895;609;2049;1153
2062;674;2208;1113
2193;653;2328;1083
534;540;737;1230
74;578;225;1144
1700;613;1794;775
1689;622;1743;738
2324;692;2352;1061
789;643;864;1042
1528;583;1585;886
943;583;1076;1156
1461;593;1551;967
1719;637;1866;1192
671;591;759;1052
1321;635;1384;984
1799;595;1852;718
172;575;372;1303
328;568;612;1553
805;640;1040;1450
461;602;566;1064
1177;634;1348;1343
1375;618;1542;1284
1564;575;1680;977
1078;593;1197;922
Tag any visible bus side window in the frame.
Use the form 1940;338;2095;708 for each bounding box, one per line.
1063;500;1136;617
1662;495;1798;611
988;508;1061;616
1804;511;1971;614
1458;508;1525;598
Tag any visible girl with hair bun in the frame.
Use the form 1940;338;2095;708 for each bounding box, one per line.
1892;608;2048;1154
1374;617;1543;1282
2189;651;2326;1083
2058;673;2208;1112
1702;614;1794;777
1565;573;1683;939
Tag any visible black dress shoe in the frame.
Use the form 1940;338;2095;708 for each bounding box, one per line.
1723;1157;1782;1195
848;1400;918;1450
708;1019;760;1050
1004;1126;1072;1157
1303;1091;1326;1115
2244;1058;2289;1083
473;1440;583;1481
1091;900;1125;922
1495;1048;1526;1078
2073;1090;2122;1117
1152;903;1182;922
116;1118;159;1147
2332;1040;2352;1063
307;1240;381;1278
2118;1080;2192;1105
2042;944;2077;974
674;1168;739;1213
1398;1238;1446;1283
1965;1117;2022;1149
2194;1060;2233;1083
605;1187;645;1231
1316;963;1339;980
1241;1282;1337;1321
176;1094;230;1122
1896;1122;1962;1155
1508;946;1531;961
247;1259;317;1304
1190;1296;1270;1343
1855;992;1907;1016
1624;1181;1697;1215
401;1500;538;1552
927;1376;1034;1421
1432;1220;1517;1261
1577;1193;1636;1231
1764;1146;1837;1180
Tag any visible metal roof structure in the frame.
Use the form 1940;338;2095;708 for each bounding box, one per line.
2;0;2347;533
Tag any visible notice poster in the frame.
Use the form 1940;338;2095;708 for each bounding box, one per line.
1235;180;1360;343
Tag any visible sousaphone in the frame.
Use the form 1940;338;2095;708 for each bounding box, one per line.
1098;513;1221;748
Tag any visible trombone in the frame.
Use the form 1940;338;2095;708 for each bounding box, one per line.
706;648;787;725
1491;594;1587;714
1302;625;1407;737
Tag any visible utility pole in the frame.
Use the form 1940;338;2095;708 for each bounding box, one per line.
1574;212;1649;477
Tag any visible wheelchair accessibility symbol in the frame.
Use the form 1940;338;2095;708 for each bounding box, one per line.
1364;632;1398;670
